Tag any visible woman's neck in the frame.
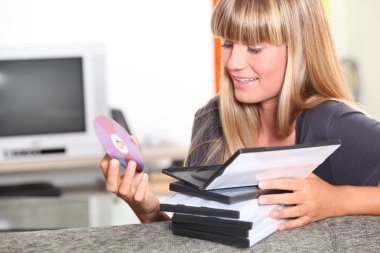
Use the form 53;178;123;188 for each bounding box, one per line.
257;100;295;147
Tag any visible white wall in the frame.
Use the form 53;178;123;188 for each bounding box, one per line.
0;0;215;147
330;0;380;119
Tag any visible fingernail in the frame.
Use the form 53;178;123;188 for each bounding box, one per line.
278;224;285;231
258;181;267;188
143;173;148;181
110;160;118;169
128;160;136;168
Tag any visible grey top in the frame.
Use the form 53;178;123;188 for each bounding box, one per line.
187;97;380;186
296;100;380;186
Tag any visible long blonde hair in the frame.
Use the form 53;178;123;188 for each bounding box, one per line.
188;0;358;165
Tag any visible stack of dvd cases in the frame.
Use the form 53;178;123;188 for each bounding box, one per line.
160;182;285;247
160;141;341;247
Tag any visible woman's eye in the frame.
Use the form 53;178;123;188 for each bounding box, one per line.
247;47;263;54
221;43;233;49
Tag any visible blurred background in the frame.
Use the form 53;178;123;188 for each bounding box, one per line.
0;0;215;148
1;0;380;154
0;0;379;230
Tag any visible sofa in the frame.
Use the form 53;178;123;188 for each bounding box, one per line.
0;215;379;252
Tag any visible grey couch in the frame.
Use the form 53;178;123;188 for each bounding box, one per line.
1;216;379;252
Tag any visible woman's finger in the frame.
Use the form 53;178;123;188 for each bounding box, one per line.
130;135;140;148
134;173;149;202
100;154;112;177
118;161;139;198
258;192;303;205
259;178;308;191
270;205;308;219
277;215;312;231
106;159;121;193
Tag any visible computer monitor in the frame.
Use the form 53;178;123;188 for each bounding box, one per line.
0;45;108;172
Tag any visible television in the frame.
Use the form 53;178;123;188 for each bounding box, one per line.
0;45;109;173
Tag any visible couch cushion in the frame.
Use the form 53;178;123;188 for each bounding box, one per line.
0;216;379;252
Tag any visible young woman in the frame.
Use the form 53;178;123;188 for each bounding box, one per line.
100;0;380;229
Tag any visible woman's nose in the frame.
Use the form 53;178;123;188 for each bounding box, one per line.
225;45;248;70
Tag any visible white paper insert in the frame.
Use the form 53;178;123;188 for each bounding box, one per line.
206;144;340;190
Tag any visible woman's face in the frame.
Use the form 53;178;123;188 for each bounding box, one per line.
222;40;287;106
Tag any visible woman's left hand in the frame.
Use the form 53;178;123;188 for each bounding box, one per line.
257;173;341;230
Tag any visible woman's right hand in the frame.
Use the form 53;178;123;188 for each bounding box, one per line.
99;154;169;223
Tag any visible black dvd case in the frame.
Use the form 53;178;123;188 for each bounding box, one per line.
162;140;341;191
171;226;250;248
160;202;240;218
172;213;253;230
171;222;249;238
169;180;287;204
162;165;221;190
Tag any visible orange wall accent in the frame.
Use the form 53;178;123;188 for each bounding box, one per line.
214;37;221;94
213;0;221;93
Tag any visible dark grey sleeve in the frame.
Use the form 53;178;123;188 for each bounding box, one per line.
185;109;210;167
185;97;223;167
327;104;380;186
297;101;380;186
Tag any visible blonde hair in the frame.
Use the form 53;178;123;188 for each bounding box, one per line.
188;0;358;165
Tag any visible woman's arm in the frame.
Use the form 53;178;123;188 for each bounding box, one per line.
336;184;380;216
257;173;380;230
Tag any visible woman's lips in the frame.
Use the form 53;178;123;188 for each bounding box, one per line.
232;76;259;87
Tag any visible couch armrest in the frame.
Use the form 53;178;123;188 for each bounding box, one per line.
1;216;379;252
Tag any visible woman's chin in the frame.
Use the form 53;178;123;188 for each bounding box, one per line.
234;93;259;104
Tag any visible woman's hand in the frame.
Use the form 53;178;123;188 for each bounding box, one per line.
99;150;169;223
257;173;343;230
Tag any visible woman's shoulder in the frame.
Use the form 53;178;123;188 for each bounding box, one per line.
298;100;360;124
306;100;356;115
299;101;380;186
296;100;364;143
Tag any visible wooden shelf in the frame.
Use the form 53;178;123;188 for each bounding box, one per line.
149;172;176;195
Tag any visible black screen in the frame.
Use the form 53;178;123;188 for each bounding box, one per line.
0;57;86;136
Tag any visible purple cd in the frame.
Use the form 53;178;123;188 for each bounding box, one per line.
93;115;144;172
